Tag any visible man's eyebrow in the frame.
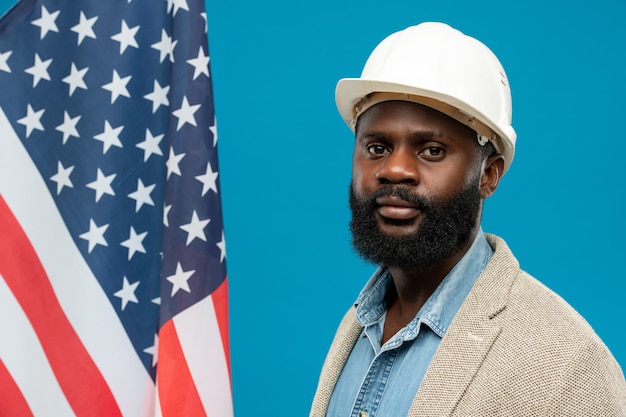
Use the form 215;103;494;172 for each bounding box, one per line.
356;129;446;142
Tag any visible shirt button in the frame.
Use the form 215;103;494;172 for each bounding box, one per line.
359;411;369;417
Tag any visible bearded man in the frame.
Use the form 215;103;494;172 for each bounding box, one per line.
310;22;625;417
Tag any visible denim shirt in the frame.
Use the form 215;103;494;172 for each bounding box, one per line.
326;230;493;417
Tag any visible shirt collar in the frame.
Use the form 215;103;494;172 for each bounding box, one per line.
354;229;494;340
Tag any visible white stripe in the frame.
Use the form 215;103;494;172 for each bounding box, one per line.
0;107;151;416
174;294;234;417
0;275;75;417
153;378;164;417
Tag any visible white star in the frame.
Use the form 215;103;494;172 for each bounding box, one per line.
166;147;185;179
136;129;164;162
143;334;159;367
216;231;226;262
120;226;147;260
187;46;209;80
180;211;210;245
111;20;139;54
31;5;59;40
17;104;45;138
0;50;12;73
50;161;74;195
24;54;52;87
201;13;208;34
86;168;116;202
210;115;218;146
195;162;218;196
144;80;169;113
166;0;189;16
62;63;88;96
166;262;195;296
128;178;156;212
151;29;177;63
172;96;200;131
55;111;81;144
163;204;172;227
71;11;97;45
79;218;109;253
113;276;140;311
94;120;124;154
102;70;131;104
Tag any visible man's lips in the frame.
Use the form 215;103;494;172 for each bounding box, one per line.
375;195;421;220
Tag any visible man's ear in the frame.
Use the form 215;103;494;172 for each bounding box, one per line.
480;154;505;199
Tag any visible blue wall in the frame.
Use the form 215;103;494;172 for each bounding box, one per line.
2;1;625;416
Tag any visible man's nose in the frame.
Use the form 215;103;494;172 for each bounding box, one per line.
375;148;419;185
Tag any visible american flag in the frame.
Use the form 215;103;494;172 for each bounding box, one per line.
0;0;233;415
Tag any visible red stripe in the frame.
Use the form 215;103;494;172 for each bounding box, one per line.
212;278;231;377
0;359;34;417
0;196;122;417
157;320;207;417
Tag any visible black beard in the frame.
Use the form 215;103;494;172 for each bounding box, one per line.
349;179;481;270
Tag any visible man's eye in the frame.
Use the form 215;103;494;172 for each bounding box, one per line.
422;147;444;157
367;144;388;156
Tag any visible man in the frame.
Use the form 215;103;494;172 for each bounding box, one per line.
310;22;626;416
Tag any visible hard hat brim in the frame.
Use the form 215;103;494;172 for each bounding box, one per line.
335;78;515;172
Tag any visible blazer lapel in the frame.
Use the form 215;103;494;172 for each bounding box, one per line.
407;235;519;417
407;312;502;416
310;308;363;417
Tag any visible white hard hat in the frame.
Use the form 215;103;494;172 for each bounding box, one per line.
336;22;517;172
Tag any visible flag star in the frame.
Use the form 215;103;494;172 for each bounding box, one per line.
201;13;208;34
50;161;74;195
86;168;116;202
79;218;109;253
120;226;147;260
111;20;140;54
166;262;195;296
151;297;161;305
62;63;89;96
55;111;81;144
166;147;185;179
17;104;45;138
0;50;12;73
166;0;189;16
216;230;226;262
195;162;218;196
71;11;97;45
172;96;200;131
102;70;131;104
143;334;159;367
144;80;169;113
31;5;59;40
180;211;210;245
151;29;177;63
113;276;140;311
163;204;172;227
187;46;209;80
210;115;218;146
128;178;156;212
24;54;52;87
136;128;164;161
94;120;124;154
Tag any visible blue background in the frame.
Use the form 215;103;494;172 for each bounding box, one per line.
2;0;625;416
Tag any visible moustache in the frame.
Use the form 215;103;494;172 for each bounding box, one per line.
367;186;429;211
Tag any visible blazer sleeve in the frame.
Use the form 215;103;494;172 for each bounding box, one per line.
549;335;626;416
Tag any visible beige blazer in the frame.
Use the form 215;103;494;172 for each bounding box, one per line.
310;235;626;416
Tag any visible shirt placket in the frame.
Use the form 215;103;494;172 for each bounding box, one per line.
350;348;399;417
